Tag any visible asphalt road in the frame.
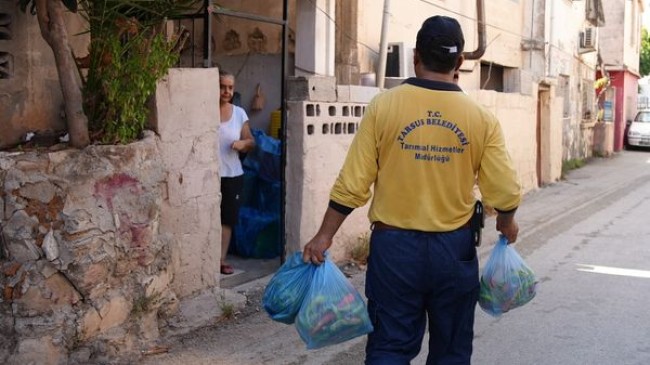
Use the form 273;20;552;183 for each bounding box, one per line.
143;150;650;365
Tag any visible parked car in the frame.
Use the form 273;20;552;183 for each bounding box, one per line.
626;110;650;148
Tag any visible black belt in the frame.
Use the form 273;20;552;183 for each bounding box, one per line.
372;201;484;246
372;221;471;232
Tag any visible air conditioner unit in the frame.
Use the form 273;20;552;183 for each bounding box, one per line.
580;27;596;50
385;42;415;78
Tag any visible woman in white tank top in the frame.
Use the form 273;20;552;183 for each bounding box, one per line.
218;71;255;275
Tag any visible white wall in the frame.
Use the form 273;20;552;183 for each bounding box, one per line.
599;0;626;68
623;0;642;72
357;0;525;90
469;89;563;193
150;68;221;298
285;100;371;261
285;84;563;260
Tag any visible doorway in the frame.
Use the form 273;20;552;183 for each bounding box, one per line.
170;1;293;289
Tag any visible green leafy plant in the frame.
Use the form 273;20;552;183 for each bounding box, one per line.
80;0;198;144
17;0;199;146
131;291;162;318
561;158;586;179
84;29;179;143
218;292;237;320
640;28;650;77
350;232;370;265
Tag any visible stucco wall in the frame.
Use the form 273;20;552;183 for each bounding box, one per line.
622;0;642;72
469;89;563;193
610;70;640;151
285;80;559;261
600;0;626;66
357;0;525;87
0;5;88;150
598;0;641;72
148;68;221;299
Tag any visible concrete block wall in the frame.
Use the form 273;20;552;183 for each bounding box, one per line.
285;99;374;262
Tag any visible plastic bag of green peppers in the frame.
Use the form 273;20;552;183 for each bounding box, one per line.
263;251;316;324
479;235;537;316
295;258;373;349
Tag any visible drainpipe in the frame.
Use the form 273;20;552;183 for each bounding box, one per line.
280;0;288;264
546;0;554;77
463;0;486;60
376;0;391;89
529;0;535;68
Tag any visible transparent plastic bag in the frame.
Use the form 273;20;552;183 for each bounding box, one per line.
263;252;315;324
295;258;373;349
479;235;537;316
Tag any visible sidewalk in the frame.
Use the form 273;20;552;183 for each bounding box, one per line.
142;152;644;365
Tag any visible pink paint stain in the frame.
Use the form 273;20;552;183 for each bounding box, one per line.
129;222;152;266
94;173;141;211
95;174;152;266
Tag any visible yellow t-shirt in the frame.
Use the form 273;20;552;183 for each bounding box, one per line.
330;78;521;231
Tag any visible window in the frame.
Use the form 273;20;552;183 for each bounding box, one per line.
635;111;650;123
480;62;505;92
581;79;595;120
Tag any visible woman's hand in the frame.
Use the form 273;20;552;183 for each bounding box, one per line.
231;140;247;152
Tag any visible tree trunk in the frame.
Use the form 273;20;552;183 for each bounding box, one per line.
37;0;90;148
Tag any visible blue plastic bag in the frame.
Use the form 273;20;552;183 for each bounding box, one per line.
479;235;537;316
295;258;373;349
232;129;282;259
242;129;281;183
263;252;315;324
233;207;281;258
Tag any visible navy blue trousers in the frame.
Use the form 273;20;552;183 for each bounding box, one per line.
365;226;479;365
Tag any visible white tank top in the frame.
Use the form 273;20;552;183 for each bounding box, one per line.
219;105;249;177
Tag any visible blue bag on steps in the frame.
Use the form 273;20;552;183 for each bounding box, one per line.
479;235;538;316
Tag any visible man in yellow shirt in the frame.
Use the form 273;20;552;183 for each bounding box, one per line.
303;15;521;364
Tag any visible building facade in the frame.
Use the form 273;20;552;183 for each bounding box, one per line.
597;0;643;151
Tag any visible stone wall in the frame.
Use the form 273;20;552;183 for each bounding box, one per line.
0;134;177;364
148;68;245;337
0;68;244;364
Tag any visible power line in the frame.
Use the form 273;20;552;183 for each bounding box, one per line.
306;0;596;67
306;0;379;55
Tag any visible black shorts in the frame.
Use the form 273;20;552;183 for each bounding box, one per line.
221;175;244;227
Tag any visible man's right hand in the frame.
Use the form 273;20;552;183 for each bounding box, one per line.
302;234;332;265
302;206;348;265
496;213;519;243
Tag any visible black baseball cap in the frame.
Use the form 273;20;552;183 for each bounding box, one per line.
416;16;465;55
